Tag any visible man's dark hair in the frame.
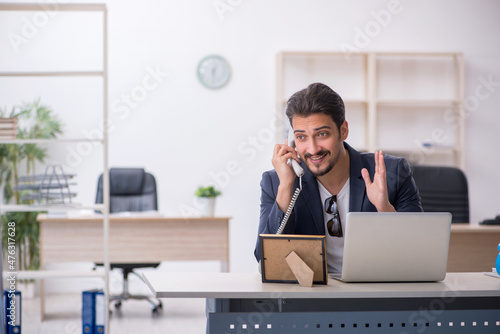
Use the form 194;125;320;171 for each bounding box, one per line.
285;82;345;132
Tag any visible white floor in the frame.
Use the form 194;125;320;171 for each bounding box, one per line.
18;261;225;333
24;293;207;334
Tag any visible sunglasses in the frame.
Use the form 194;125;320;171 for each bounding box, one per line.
325;195;343;237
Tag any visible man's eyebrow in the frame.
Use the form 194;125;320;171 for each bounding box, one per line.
294;125;332;133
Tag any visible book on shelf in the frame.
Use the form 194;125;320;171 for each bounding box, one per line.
0;118;17;139
0;118;17;126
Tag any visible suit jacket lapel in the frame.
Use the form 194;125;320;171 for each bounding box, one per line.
300;165;325;234
346;142;367;212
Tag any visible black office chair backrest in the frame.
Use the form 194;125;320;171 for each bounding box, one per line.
411;165;469;223
95;168;158;213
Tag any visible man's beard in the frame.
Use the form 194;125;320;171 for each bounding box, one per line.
304;148;341;177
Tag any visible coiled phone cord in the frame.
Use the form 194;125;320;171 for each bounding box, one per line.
276;176;302;235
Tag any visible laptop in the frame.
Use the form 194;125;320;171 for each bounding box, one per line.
330;212;452;282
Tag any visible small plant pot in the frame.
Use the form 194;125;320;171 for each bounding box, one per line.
198;197;216;217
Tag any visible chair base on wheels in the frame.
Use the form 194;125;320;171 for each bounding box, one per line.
99;262;163;315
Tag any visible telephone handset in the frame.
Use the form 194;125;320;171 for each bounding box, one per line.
276;130;304;234
287;129;305;177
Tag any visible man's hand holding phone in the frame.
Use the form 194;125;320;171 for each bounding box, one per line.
272;139;301;185
272;139;302;212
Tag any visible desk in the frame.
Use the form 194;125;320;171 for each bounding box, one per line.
144;272;500;333
38;214;230;267
448;224;500;272
37;214;230;316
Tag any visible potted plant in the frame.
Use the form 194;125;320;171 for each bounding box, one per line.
0;99;62;297
194;185;221;217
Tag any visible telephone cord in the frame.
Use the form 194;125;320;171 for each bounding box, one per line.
277;176;302;235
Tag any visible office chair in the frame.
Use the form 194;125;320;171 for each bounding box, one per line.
411;165;469;223
95;167;162;314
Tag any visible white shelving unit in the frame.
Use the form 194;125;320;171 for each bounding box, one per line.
0;3;110;328
276;51;369;151
276;51;465;169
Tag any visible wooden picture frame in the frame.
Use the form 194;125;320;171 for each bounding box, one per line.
259;234;328;285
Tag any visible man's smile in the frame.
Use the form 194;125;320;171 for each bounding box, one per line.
305;151;330;165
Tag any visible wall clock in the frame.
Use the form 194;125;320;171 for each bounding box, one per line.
197;55;231;89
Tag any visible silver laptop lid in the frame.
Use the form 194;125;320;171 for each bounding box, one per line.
341;212;452;282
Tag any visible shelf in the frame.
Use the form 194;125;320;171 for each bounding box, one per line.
381;146;458;154
278;50;358;57
280;98;368;106
2;270;105;280
18;173;75;182
375;52;461;58
0;204;105;212
276;51;464;169
0;3;106;11
352;146;368;153
0;138;104;144
20;193;77;201
14;183;76;190
376;99;459;106
344;99;368;105
0;71;105;77
0;3;110;326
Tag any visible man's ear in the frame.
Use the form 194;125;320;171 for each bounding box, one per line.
340;121;349;140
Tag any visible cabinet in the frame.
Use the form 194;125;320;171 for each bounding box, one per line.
276;51;465;169
0;3;110;326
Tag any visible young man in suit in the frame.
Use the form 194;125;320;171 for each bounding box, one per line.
255;82;422;273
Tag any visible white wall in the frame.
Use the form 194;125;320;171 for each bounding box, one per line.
1;0;499;281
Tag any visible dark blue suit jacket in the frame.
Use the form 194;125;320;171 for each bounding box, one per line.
255;142;423;261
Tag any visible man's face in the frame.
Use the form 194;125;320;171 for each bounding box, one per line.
291;113;348;177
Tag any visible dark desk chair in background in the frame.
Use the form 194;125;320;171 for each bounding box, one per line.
96;167;162;314
411;165;469;223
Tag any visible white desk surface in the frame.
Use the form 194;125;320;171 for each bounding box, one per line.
143;272;500;299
